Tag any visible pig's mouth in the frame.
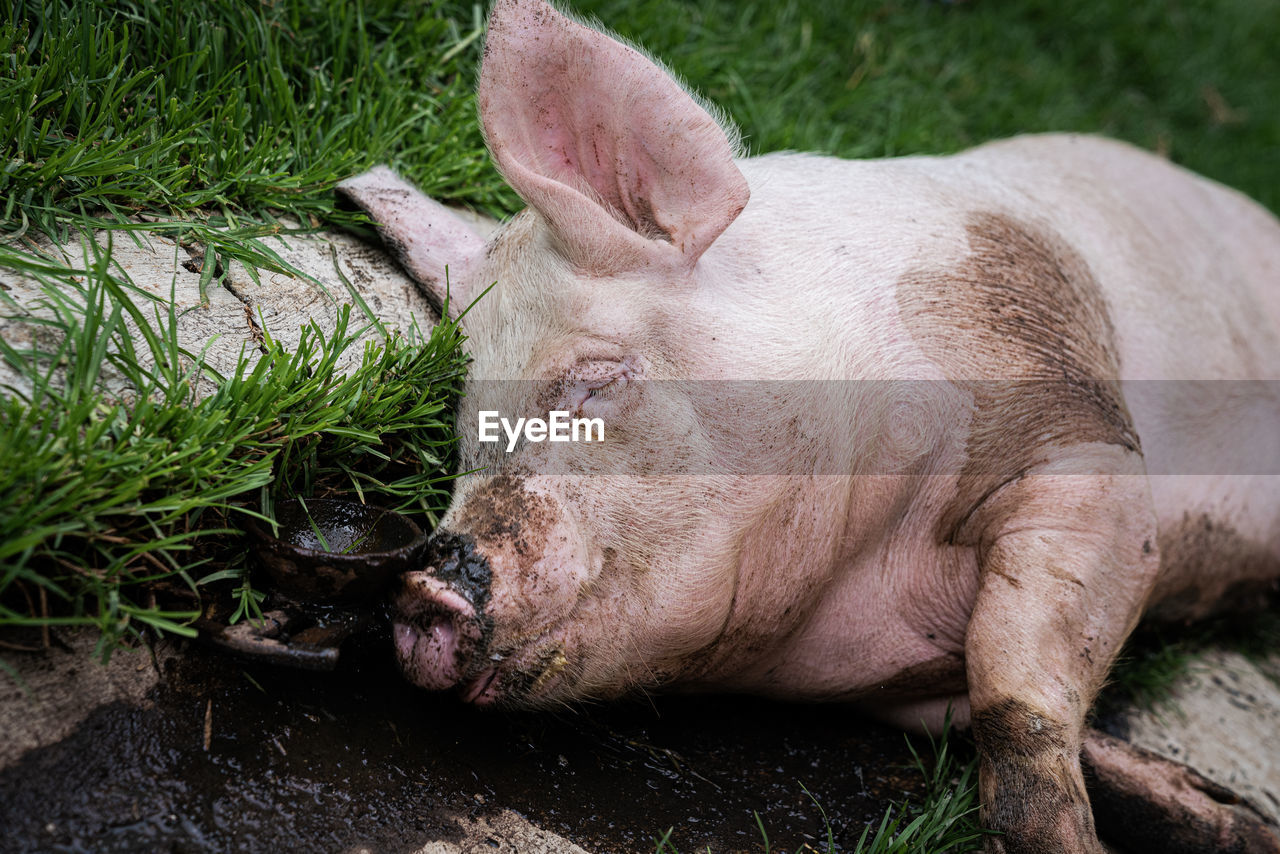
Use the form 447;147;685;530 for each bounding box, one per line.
459;666;500;704
392;572;571;706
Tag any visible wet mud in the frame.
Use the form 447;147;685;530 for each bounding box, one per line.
0;629;934;853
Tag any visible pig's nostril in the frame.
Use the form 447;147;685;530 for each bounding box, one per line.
427;615;456;654
394;613;467;691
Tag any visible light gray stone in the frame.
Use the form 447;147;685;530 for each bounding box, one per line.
0;217;474;402
1113;648;1280;822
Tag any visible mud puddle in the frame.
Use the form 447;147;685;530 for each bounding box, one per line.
0;628;940;853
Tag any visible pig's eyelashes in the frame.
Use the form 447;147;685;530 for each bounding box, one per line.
585;376;621;399
563;362;634;414
572;377;623;413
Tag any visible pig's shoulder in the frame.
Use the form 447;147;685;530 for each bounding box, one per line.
893;204;1140;544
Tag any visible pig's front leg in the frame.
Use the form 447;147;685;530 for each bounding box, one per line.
962;447;1161;854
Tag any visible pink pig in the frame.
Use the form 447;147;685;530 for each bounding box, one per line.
338;1;1280;851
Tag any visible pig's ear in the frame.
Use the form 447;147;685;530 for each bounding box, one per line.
479;0;750;276
336;166;486;310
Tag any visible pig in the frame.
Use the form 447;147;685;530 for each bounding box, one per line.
337;0;1280;851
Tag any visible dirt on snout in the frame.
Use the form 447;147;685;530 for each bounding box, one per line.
0;628;930;854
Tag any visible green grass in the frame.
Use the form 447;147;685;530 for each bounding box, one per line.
2;0;514;238
577;0;1280;214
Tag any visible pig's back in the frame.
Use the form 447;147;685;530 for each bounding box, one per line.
950;134;1280;383
733;135;1280;382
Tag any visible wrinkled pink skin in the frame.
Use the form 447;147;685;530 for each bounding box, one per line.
339;2;1280;851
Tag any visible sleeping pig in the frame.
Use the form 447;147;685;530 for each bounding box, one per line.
337;0;1280;851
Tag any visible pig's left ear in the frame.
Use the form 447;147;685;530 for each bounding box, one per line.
336;166;486;311
479;0;750;276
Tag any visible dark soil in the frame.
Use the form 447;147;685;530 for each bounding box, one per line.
0;628;941;853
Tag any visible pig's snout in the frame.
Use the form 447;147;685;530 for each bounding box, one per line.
392;532;496;700
392;574;479;690
392;479;594;705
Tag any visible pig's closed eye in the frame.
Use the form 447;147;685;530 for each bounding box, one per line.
564;361;633;413
585;375;621;399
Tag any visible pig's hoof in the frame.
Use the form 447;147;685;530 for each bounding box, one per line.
1083;729;1280;854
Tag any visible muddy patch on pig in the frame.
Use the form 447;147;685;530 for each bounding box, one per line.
0;632;931;853
895;210;1140;544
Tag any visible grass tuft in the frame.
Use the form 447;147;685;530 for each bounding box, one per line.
0;234;467;654
850;718;986;854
